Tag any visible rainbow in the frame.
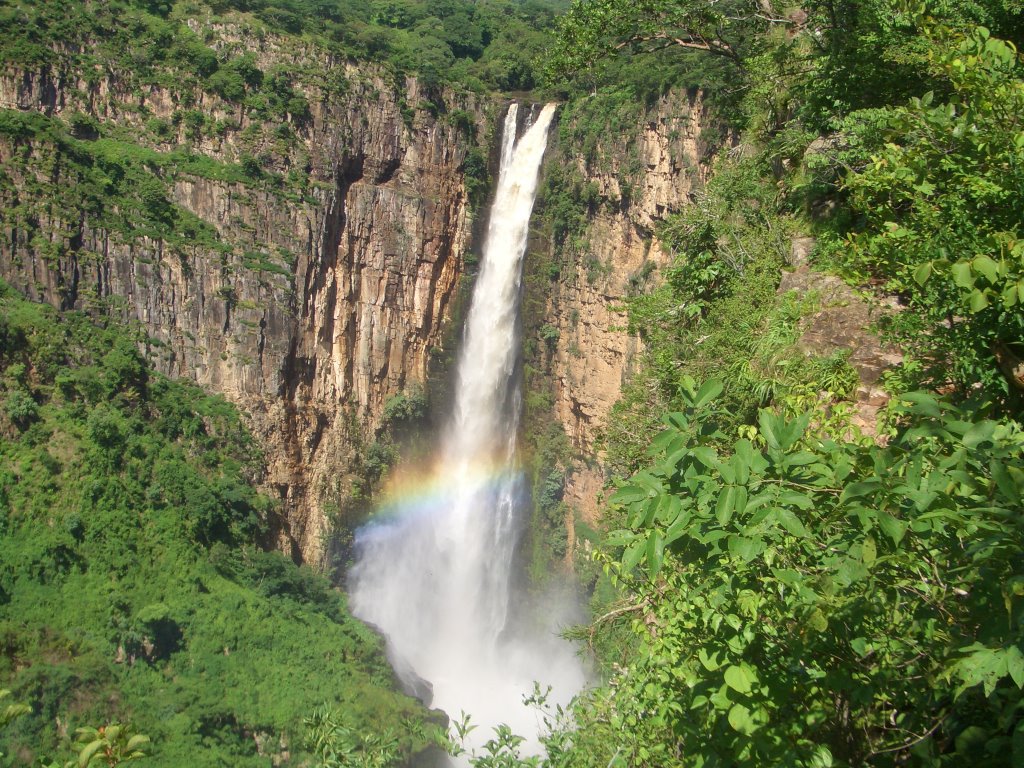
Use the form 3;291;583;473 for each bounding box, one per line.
364;458;526;525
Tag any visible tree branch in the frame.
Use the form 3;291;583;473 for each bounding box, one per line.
617;30;741;63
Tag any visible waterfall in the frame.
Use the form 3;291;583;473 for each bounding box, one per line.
349;103;583;759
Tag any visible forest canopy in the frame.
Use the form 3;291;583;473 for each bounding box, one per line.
501;2;1024;767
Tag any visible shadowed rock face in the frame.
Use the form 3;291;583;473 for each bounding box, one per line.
0;36;488;563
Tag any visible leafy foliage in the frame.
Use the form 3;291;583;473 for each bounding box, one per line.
822;27;1024;405
0;0;563;95
43;724;150;768
544;0;770;81
0;285;428;766
797;0;1024;127
304;705;406;768
527;5;1024;768
605;156;861;477
574;383;1024;766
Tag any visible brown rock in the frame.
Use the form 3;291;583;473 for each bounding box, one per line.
0;47;488;564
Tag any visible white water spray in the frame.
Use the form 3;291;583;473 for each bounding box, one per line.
349;103;584;759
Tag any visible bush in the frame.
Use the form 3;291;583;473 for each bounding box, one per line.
4;389;38;428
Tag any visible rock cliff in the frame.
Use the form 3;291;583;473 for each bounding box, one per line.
0;31;487;563
527;90;718;546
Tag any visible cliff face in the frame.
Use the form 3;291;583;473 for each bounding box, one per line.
529;90;717;542
0;33;485;563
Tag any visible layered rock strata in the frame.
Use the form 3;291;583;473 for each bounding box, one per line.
0;35;483;563
531;90;717;543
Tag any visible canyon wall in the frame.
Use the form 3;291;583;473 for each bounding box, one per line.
528;90;719;546
0;30;489;563
0;21;726;569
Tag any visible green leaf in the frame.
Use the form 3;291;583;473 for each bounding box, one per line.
973;255;1000;283
772;568;803;587
716;486;737;526
1007;646;1024;689
604;529;635;547
78;740;105;768
991;460;1019;499
724;664;754;694
897;392;942;418
861;536;877;566
638;498;660;527
811;749;835;765
806;609;828;632
1002;282;1019;308
664;523;688;549
609;486;648;505
733;439;755;484
757;410;780;449
778;490;814;510
962;420;995;448
951;260;974;288
727;703;757;735
913;260;933;285
835;557;869;585
783;451;818;468
646;531;665;579
665;412;690;431
810;746;834;768
622;539;645;571
698;648;722;671
732;485;749;518
727;535;763;562
692;379;724;409
776;509;809;538
969;288;990;312
877;511;907;545
841;478;882;503
125;734;150;751
690;446;719;468
654;494;682;525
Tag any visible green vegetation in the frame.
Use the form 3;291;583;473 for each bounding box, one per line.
4;0;1024;765
556;382;1024;766
462;2;1024;767
0;284;430;766
0;0;564;95
0;110;247;260
813;26;1024;406
41;723;151;768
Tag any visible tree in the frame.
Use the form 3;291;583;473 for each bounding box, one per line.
563;380;1024;766
543;0;789;84
833;26;1024;405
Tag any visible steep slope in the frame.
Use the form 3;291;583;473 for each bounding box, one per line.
0;2;493;563
0;284;430;766
521;88;720;561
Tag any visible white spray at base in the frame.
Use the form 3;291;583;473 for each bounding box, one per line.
349;103;585;760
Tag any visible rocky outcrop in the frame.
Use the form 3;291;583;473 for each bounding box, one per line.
779;237;903;437
0;34;488;563
530;90;718;540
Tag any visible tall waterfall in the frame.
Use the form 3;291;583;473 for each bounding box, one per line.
349;103;583;758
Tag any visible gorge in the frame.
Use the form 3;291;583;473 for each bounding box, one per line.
3;1;1024;766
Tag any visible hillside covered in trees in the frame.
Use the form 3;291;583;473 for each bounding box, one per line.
518;1;1024;766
